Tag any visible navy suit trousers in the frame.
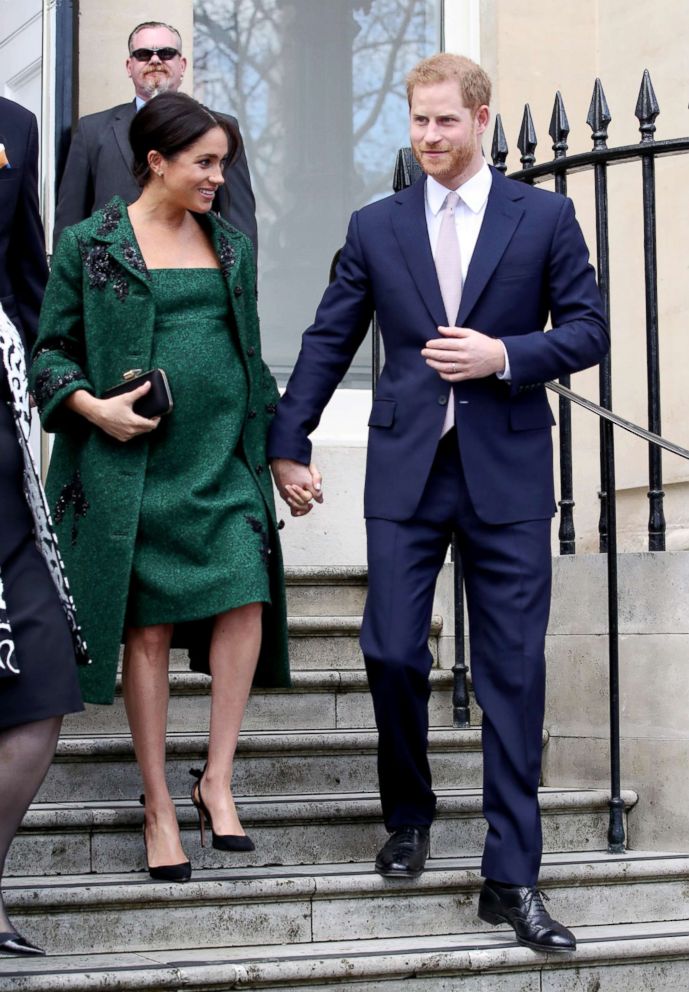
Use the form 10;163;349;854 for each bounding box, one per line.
360;430;552;886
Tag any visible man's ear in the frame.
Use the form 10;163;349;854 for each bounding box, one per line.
475;104;490;137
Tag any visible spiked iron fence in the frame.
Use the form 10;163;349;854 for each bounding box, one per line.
385;70;689;853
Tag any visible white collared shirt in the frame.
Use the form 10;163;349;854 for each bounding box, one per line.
424;160;511;380
424;159;492;280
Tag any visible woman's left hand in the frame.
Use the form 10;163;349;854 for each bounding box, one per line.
65;383;161;442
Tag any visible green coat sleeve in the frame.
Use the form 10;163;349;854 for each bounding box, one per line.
30;228;95;433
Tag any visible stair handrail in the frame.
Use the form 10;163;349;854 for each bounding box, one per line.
545;381;689;461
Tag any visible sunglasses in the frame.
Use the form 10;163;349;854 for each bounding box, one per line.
130;47;180;62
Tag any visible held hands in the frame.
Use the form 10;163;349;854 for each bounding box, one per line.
66;383;161;442
270;459;323;517
422;325;505;381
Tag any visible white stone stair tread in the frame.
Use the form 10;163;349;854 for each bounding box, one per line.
6;849;685;900
21;786;638;825
54;726;477;752
158;668;454;689
3;922;689;989
286;614;441;630
286;566;369;580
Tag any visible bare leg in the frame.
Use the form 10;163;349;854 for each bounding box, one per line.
122;623;187;868
0;716;62;935
197;602;263;835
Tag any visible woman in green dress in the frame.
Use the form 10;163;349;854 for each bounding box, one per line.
30;92;289;881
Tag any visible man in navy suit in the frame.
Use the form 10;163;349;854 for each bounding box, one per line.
0;97;48;352
53;20;257;254
269;54;608;952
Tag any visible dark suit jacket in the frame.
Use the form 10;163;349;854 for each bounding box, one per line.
0;97;48;351
53;100;258;255
268;166;609;525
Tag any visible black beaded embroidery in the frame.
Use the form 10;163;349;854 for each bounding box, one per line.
218;235;237;276
54;469;90;546
245;514;271;568
95;202;122;237
34;368;86;411
122;239;149;276
79;242;130;301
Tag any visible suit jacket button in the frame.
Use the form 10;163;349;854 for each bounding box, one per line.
248;409;257;419
247;346;256;357
255;464;264;474
234;285;243;297
438;395;448;406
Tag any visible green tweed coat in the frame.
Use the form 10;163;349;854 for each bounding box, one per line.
30;197;290;704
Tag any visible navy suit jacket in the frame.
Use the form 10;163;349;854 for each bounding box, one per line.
53;100;258;255
268;166;609;525
0;97;48;352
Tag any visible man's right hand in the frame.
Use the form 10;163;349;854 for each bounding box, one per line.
65;383;161;442
270;458;323;517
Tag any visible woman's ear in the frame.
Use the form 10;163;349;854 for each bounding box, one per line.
147;150;164;177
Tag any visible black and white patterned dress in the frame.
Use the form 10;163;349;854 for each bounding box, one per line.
0;305;85;730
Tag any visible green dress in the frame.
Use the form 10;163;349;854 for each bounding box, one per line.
127;268;270;627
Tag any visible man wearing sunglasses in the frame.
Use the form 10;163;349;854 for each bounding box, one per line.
53;21;257;255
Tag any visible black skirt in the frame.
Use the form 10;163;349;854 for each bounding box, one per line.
0;390;83;730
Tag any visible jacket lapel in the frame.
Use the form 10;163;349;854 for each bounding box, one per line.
91;197;152;290
111;102;137;176
390;177;447;329
457;166;525;325
206;215;252;347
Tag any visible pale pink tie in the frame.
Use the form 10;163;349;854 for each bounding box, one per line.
434;190;462;436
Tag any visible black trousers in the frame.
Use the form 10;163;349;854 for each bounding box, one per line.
360;430;551;886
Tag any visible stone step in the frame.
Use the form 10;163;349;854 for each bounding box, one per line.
285;566;368;617
62;670;458;737
0;850;680;959
9;787;634;877
5;920;687;992
38;726;487;803
167;614;443;671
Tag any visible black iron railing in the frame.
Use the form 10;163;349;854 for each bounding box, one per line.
380;70;689;853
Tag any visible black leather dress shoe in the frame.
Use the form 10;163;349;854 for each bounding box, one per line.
374;826;430;878
478;879;576;952
0;931;46;956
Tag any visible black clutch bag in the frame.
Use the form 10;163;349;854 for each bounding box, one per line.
102;368;173;418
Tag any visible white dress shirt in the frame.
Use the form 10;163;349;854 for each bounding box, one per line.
424;161;511;381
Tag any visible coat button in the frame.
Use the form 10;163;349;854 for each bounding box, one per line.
247;346;255;357
255;464;264;474
438;395;448;406
248;409;257;419
277;519;285;530
234;285;243;297
265;402;277;415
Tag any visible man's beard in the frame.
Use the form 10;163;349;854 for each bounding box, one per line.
142;72;173;99
412;140;475;182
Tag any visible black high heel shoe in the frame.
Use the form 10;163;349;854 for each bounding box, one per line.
189;766;255;852
0;931;45;956
139;795;192;882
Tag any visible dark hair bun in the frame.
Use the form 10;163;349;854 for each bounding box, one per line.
129;91;241;187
